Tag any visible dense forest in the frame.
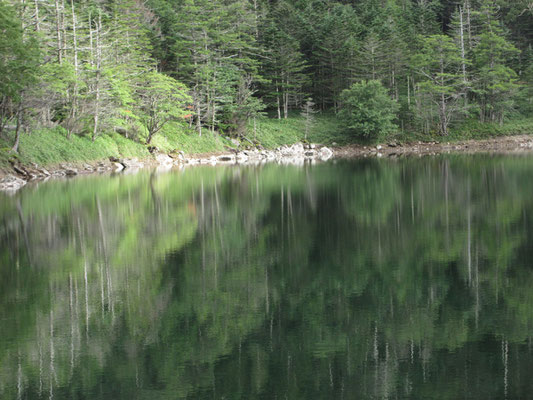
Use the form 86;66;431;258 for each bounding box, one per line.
1;0;532;154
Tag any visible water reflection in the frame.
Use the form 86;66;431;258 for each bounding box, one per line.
1;156;533;399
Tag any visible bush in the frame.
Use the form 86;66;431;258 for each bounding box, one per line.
339;80;399;142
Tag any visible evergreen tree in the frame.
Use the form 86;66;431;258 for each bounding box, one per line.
413;34;465;135
471;0;520;123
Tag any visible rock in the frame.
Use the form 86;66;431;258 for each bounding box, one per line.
114;126;128;135
217;154;236;163
120;158;143;169
291;142;305;155
0;175;27;191
109;156;119;162
310;143;317;149
155;153;174;166
304;150;316;157
64;168;78;176
230;138;240;147
376;145;383;150
236;152;249;163
12;165;29;177
318;146;333;160
112;162;124;172
83;164;94;171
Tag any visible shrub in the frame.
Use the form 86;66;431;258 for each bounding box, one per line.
339;80;399;142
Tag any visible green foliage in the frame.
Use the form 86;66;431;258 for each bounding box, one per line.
1;0;533;159
0;2;39;100
339;80;399;141
137;71;191;143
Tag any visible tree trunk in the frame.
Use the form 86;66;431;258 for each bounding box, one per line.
459;7;467;85
276;84;281;119
92;12;102;141
69;0;79;139
11;102;23;153
34;0;40;32
55;0;63;64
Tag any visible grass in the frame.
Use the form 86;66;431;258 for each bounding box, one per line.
250;112;347;149
399;118;533;143
1;114;532;169
0;122;231;169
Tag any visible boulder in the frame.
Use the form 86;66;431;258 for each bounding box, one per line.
0;175;27;191
236;152;249;163
64;168;78;176
217;154;236;163
318;146;333;160
290;142;305;155
120;158;144;169
155;153;174;166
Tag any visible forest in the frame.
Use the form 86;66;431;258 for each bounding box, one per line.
1;0;532;158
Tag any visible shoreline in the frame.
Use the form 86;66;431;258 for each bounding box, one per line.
1;134;533;191
334;134;533;158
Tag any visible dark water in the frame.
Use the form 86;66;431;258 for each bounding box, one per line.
2;156;533;399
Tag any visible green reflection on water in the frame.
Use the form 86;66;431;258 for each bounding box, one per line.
1;155;533;399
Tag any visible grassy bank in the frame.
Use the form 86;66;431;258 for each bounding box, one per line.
399;118;533;143
0;122;232;168
1;114;532;170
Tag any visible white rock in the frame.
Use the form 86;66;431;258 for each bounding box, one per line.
318;146;334;161
156;153;174;166
236;152;249;163
0;175;26;191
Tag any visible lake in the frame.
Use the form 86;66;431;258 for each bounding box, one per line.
1;155;533;399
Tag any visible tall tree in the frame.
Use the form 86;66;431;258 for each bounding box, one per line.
413;34;465;135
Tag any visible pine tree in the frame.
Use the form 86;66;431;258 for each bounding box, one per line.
413;34;465;135
471;0;520;123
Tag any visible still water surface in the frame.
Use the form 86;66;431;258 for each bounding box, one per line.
2;156;533;399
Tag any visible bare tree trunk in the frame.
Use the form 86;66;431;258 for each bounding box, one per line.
34;0;40;32
283;79;289;119
61;0;67;58
55;0;62;64
407;76;411;109
276;84;281;120
11;101;23;153
465;0;472;50
69;0;79;139
92;11;102;141
459;7;467;85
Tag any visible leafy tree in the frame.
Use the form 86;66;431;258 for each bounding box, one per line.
0;1;39;151
339;80;399;141
137;71;191;144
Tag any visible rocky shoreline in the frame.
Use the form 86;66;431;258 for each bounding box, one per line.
0;143;334;192
2;134;533;192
